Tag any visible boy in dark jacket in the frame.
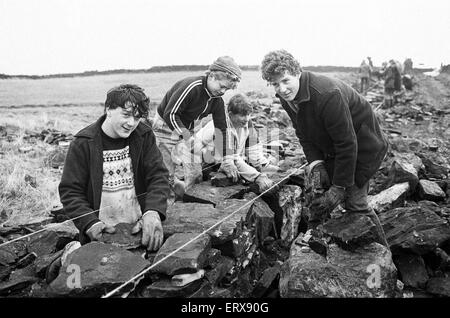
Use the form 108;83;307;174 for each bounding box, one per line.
260;50;389;247
153;56;241;198
59;84;170;251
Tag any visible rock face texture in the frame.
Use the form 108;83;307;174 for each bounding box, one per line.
279;243;397;298
48;242;149;297
378;206;450;255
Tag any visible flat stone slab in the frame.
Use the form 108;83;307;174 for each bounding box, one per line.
418;179;446;201
151;233;211;276
49;242;149;297
140;278;204;298
163;200;252;245
321;213;378;249
368;182;410;213
184;181;248;205
43;221;79;239
279;243;397;298
379;206;450;255
99;222;141;249
3;215;54;229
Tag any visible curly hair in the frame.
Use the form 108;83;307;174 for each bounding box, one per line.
260;50;302;82
227;93;252;116
105;84;150;118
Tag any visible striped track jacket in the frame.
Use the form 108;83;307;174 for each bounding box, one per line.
157;75;231;157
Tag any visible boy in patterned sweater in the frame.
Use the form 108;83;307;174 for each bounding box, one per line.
59;84;170;251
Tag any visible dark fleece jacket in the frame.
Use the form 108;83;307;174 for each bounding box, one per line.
278;71;388;188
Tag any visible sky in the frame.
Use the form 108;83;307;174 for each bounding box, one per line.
0;0;449;75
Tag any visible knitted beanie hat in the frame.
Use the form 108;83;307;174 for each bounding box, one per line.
209;56;242;80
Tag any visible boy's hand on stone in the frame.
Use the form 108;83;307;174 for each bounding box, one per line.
255;173;274;192
132;211;164;252
86;221;116;241
220;160;239;182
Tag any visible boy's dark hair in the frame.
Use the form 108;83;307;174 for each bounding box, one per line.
260;50;302;82
105;84;150;118
227;94;252;116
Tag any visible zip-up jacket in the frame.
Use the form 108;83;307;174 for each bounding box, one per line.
157;75;231;157
58;115;170;244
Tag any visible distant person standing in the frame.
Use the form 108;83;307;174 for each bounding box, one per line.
367;56;374;80
403;58;413;75
382;60;402;108
153;56;242;200
358;59;371;95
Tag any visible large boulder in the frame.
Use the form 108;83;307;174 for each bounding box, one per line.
48;242;149;297
151;233;211;276
379;206;450;255
279;243;397;298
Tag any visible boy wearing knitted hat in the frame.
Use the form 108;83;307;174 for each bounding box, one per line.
59;84;170;251
153;56;242;198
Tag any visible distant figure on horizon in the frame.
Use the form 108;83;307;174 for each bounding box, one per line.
358;59;371;95
382;60;403;107
152;56;242;201
403;58;413;75
367;56;374;80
